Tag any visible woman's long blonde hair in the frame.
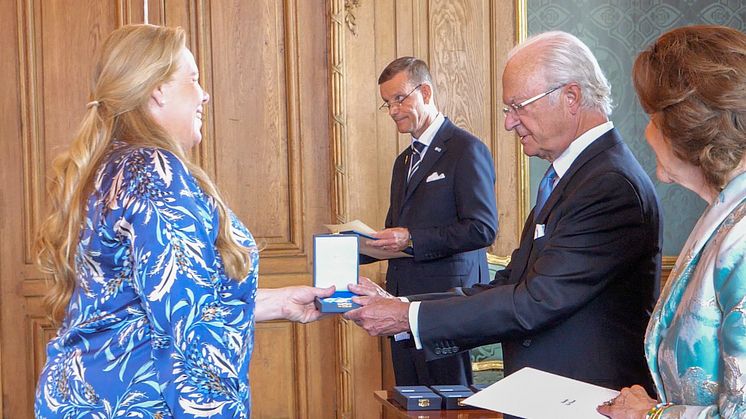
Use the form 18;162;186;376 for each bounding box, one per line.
36;24;252;323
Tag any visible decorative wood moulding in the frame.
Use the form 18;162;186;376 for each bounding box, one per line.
278;0;304;255
17;0;43;265
337;318;354;418
118;0;144;25
329;0;353;416
30;315;56;393
20;278;48;297
189;0;214;176
329;0;349;226
344;0;360;35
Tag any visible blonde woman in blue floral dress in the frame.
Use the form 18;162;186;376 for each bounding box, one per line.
34;24;334;418
598;25;746;419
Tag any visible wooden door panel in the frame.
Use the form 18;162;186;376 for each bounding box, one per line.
208;0;304;255
18;0;120;261
1;1;335;418
250;322;300;419
3;2;125;416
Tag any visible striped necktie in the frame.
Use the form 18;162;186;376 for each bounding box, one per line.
535;165;557;219
407;141;426;182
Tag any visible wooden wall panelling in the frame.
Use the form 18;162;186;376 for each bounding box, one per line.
426;0;522;256
2;0;335;417
199;0;335;417
153;1;211;176
146;2;336;417
295;0;336;416
118;0;149;24
493;0;524;256
329;1;352;418
0;1;17;414
428;0;492;168
249;321;301;418
3;1;129;417
329;0;385;417
208;0;300;253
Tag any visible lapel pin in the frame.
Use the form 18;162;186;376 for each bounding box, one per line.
434;146;442;152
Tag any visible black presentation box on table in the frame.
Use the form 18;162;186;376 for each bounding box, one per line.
430;385;474;410
392;386;441;411
312;234;361;313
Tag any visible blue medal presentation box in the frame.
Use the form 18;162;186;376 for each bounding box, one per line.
313;234;360;313
392;386;441;411
430;385;474;409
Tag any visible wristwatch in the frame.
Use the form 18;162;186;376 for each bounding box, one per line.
407;232;413;249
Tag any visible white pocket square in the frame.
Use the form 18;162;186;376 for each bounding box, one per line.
534;224;546;239
426;172;446;183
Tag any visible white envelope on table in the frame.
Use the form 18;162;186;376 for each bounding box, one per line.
462;367;619;419
426;172;445;183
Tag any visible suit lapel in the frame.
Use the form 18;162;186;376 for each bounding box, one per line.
390;152;409;224
512;129;621;281
533;129;621;224
509;211;539;282
402;119;452;204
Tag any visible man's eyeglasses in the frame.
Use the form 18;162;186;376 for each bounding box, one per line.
502;84;565;116
379;84;422;111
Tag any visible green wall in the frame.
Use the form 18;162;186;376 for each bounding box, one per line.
526;0;744;255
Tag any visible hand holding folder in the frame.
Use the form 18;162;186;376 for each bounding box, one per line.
324;220;413;260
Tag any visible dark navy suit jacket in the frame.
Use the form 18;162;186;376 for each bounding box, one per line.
382;118;498;297
415;128;661;393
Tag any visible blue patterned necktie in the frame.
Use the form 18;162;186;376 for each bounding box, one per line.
407;141;426;182
535;165;557;219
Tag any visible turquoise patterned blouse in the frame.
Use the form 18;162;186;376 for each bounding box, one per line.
35;144;258;418
646;171;746;418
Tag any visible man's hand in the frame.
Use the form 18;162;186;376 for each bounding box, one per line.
348;277;393;298
344;282;410;336
366;227;410;252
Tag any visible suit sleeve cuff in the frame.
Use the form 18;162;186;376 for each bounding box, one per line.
409;301;423;350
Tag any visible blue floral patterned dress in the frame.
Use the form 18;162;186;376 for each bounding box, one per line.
645;171;746;418
35;144;258;418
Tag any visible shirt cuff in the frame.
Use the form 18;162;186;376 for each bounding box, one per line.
409;301;422;350
393;297;413;342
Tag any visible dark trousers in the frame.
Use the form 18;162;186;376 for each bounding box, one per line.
390;339;473;386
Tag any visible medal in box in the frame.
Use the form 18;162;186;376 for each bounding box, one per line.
313;234;360;313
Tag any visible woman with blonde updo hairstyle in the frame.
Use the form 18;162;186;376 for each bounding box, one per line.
599;25;746;419
35;24;332;418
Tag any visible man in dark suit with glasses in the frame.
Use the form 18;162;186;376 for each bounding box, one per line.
363;56;498;386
